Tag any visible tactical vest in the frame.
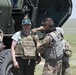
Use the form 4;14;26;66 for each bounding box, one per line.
15;31;37;59
44;31;63;60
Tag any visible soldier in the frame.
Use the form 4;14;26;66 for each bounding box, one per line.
33;18;63;75
56;27;72;75
0;29;5;50
11;16;41;75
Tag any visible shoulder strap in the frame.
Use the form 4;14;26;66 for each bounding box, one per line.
20;30;27;38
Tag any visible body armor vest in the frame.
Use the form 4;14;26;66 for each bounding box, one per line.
44;31;63;60
15;31;37;59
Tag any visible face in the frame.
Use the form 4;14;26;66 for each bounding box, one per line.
43;24;50;30
22;24;31;32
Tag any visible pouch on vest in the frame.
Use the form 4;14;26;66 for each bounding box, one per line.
15;43;24;56
21;35;37;58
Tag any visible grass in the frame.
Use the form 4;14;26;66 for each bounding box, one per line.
35;64;44;75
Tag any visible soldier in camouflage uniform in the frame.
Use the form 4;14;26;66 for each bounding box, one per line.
56;27;72;75
0;29;5;50
11;16;41;75
33;18;63;75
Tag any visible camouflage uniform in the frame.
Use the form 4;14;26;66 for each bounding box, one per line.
37;30;63;75
62;39;72;75
0;29;5;50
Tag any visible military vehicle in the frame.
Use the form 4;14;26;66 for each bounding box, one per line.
0;0;72;75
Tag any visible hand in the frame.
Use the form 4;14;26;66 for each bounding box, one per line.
65;50;72;57
35;56;41;65
33;35;39;42
38;26;45;30
13;61;19;68
2;42;6;48
0;42;6;51
31;29;37;34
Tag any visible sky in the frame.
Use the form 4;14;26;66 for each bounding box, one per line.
70;0;76;19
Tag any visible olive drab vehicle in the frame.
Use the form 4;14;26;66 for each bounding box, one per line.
0;0;72;75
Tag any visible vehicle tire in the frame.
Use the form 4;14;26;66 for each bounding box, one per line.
0;49;13;75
